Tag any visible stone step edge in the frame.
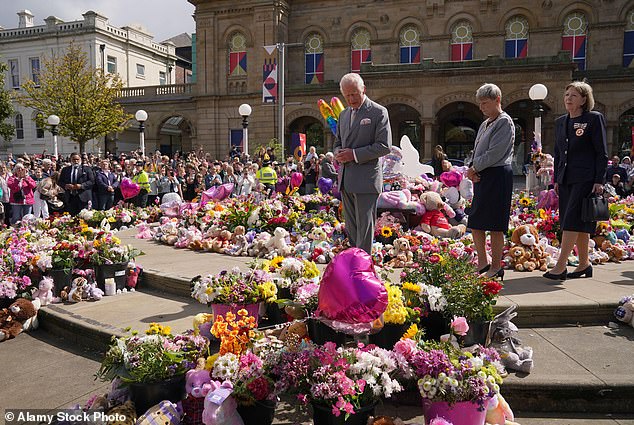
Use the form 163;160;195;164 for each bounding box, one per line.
140;270;619;327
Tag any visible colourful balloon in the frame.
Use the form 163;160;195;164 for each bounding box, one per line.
290;172;303;189
318;99;335;121
120;178;140;200
315;248;388;326
317;177;333;194
330;97;345;118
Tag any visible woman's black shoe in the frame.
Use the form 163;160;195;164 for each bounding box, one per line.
478;264;491;274
543;270;567;281
486;268;504;281
568;265;593;279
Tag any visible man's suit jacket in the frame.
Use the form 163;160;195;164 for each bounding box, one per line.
95;170;119;195
334;96;392;193
553;110;607;185
58;164;95;203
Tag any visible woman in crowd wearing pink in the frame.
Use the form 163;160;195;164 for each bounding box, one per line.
7;163;37;224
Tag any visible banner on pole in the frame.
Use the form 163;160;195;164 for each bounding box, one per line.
290;133;307;162
230;129;243;152
263;45;278;103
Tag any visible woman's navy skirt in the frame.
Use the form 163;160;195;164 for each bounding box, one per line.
467;165;513;232
558;180;596;234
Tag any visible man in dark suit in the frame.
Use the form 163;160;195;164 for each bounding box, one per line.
334;73;392;254
58;152;95;215
95;159;119;210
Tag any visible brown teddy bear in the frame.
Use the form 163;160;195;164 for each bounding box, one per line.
211;229;233;253
224;225;250;256
510;225;549;271
601;240;626;263
387;237;413;268
0;298;39;342
416;191;466;238
507;245;537;272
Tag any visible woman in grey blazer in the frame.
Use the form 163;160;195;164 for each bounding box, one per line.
466;83;514;280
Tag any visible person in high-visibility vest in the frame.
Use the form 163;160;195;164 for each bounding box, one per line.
256;160;277;195
132;160;150;207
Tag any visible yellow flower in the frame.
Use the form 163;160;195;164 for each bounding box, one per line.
258;281;278;302
205;353;219;371
313;218;324;226
384;284;407;325
381;226;393;238
112;236;121;245
402;323;419;340
402;282;420;293
269;256;284;269
519;197;531;207
302;260;320;279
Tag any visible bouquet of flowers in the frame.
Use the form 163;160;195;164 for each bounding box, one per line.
96;324;209;384
51;241;79;270
89;232;143;265
272;342;402;418
191;267;276;305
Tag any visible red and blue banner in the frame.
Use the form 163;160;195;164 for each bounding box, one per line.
229;51;247;76
505;39;527;59
351;49;371;72
291;133;307;162
400;46;420;64
562;35;586;70
305;52;324;84
451;43;472;61
262;58;277;103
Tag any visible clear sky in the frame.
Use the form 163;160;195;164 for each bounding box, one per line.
0;0;196;42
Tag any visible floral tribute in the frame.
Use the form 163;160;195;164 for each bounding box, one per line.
191;266;276;305
211;309;257;356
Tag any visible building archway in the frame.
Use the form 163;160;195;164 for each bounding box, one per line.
157;115;194;156
436;102;480;160
386;103;421;150
506;99;552;174
288;116;325;156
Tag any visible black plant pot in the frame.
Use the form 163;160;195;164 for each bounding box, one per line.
237;400;276;425
369;323;408;349
312;402;376;425
128;375;186;416
419;311;450;341
307;319;348;347
94;262;128;291
46;268;73;296
462;321;491;346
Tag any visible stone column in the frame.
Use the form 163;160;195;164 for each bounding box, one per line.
606;121;617;155
421;118;437;161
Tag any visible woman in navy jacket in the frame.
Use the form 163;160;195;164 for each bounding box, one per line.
544;81;607;280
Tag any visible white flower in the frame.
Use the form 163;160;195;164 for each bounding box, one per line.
212;353;239;380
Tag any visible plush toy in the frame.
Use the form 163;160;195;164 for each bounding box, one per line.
416;191;466;239
105;400;137;425
137;400;182;425
486;393;515;425
601;240;626;263
0;298;39;342
224;225;250;256
264;227;291;257
247;231;271;257
86;282;104;301
507;245;538;272
488;306;533;374
510;225;549;271
279;320;309;350
537;188;558;211
60;277;87;303
387;237;413;268
32;276;54;306
193;313;214;339
201;381;244;425
183;359;213;425
614;295;634;328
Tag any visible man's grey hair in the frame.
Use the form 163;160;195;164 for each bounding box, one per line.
340;73;365;91
325;152;334;160
475;83;502;101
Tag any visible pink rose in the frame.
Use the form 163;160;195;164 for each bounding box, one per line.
430;418;454;425
450;316;469;336
393;338;417;359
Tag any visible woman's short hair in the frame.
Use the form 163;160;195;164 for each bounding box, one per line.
566;81;595;111
12;163;25;174
475;83;502;101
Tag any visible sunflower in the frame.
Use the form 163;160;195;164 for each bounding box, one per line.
380;226;393;238
401;323;419;340
402;281;421;293
269;256;285;269
519;197;531;207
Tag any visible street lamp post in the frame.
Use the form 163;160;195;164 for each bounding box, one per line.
528;83;548;191
238;103;252;158
135;110;148;157
47;114;60;158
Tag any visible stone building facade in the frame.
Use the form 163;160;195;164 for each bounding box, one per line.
188;0;634;172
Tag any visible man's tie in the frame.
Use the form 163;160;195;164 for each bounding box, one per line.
72;166;77;184
350;108;357;128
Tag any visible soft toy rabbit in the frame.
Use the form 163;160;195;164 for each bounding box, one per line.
201;380;244;425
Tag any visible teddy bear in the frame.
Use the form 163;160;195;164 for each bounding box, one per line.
202;381;244;425
264;227;291;257
507;245;537;272
32;276;54;306
416;191;466;239
387;237;413;268
224;225;250;256
614;295;634;328
601;240;626;263
137;400;182;425
309;226;330;251
510;225;549;271
0;298;39;342
439;170;468;226
279;321;309;350
211;229;233;253
247;231;271;257
60;277;87;303
588;238;609;264
182;359;213;425
86;282;104;301
105;400;137;425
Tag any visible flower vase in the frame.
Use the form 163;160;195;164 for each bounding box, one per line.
369;323;408;349
128;375;187;416
462;321;491;347
210;303;260;326
94;262;128;292
46;268;73;296
307;318;348;347
237;400;276;425
419;311;450;341
422;400;487;425
312;402;376;425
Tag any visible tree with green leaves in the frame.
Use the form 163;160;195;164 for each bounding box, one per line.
18;42;131;154
0;61;15;143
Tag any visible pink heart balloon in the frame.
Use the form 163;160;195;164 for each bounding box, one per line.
290;172;303;189
120;178;140;200
315;248;387;324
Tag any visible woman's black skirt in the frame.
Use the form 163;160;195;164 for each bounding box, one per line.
558;180;596;234
467;165;513;232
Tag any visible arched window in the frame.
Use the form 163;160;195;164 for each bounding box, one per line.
228;32;247;77
305;33;324;84
400;25;421;64
562;12;588;70
34;113;44;138
505;16;529;58
450;20;473;61
351;28;371;72
624;10;634;67
15;113;24;139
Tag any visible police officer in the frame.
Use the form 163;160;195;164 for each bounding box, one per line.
256;160;277;195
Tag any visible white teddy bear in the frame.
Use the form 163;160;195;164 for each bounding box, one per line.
264;227;291;257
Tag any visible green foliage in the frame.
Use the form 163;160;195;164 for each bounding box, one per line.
17;42;132;153
0;61;15;142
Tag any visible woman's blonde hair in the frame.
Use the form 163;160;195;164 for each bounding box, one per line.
566;80;595;111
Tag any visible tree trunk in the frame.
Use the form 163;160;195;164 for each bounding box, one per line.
78;140;86;154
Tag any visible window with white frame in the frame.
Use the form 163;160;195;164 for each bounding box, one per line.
30;58;40;85
15;114;24;139
8;59;19;88
159;71;166;85
107;55;117;74
136;63;145;78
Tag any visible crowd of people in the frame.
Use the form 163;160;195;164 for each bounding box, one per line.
0;143;342;225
